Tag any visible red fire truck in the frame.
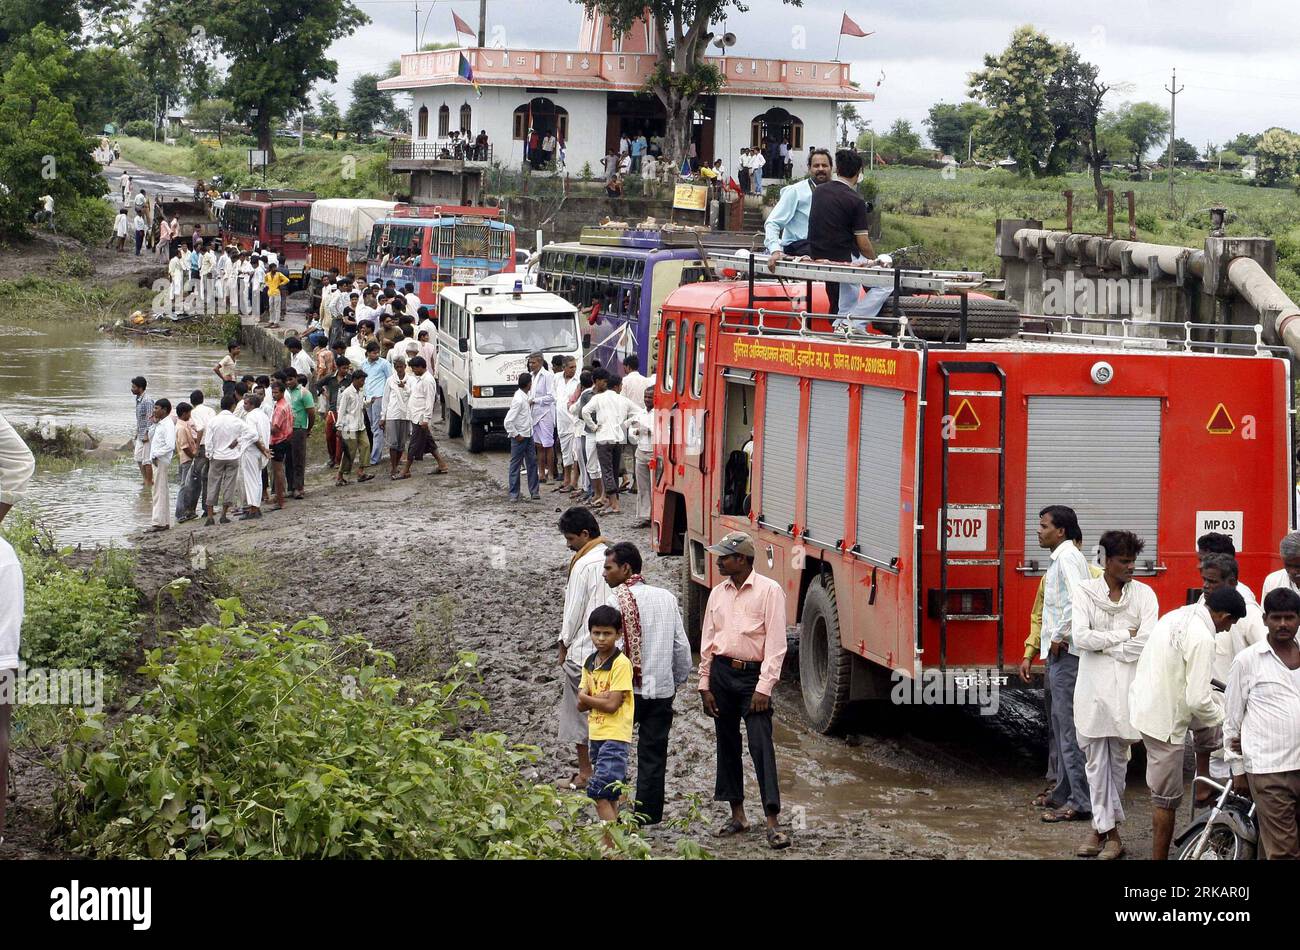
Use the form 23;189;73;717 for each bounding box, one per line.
652;256;1293;733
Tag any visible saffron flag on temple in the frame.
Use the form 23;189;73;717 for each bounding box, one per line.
452;11;475;37
840;13;872;37
457;52;481;97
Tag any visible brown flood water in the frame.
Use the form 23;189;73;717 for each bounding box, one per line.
0;319;271;545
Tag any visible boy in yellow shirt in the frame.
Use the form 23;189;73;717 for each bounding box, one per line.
265;263;290;326
578;605;635;831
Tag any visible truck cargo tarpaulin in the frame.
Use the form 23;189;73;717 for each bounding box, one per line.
309;199;398;256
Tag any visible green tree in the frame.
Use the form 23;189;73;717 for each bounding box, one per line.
1171;137;1198;164
924;101;988;158
967;26;1064;176
317;92;343;138
1108;101;1170;168
576;0;799;166
1222;131;1260;154
1255;127;1300;186
140;0;368;159
0;25;103;237
877;118;922;160
345;74;398;140
188;98;234;144
837;102;867;148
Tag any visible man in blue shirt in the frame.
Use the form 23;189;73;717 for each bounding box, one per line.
361;341;394;465
630;133;646;174
764;148;833;269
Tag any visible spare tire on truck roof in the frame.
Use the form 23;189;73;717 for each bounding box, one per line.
872;294;1021;342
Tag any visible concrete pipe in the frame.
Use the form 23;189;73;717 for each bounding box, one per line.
1228;256;1300;356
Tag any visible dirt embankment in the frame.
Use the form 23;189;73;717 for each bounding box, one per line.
70;421;1152;861
0;230;167;290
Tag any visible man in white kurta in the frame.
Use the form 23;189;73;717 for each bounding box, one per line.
237;394;271;519
1261;530;1300;598
555;508;617;789
1070;531;1158;859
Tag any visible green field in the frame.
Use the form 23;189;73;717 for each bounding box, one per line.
116;136;393;200
867;166;1300;299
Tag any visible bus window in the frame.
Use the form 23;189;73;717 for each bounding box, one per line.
610;257;625;279
632;260;645;280
573;254;588;275
438;298;448;333
691;322;706;397
662;321;677;393
598;256;612;277
563;253;574;271
676;320;689;393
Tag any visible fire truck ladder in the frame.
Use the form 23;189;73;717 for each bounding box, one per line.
707;252;1003;317
937;362;1007;673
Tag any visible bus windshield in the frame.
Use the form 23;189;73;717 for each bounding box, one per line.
474;312;577;355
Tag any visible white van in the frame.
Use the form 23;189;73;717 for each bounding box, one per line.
435;282;582;452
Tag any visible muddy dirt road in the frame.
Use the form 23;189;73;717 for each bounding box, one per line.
101;419;1157;860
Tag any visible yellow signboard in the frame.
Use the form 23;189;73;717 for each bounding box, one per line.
199;138;221;149
673;183;709;212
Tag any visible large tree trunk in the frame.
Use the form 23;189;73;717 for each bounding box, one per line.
661;90;693;172
257;112;276;164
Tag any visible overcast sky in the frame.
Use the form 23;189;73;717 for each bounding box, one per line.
328;0;1300;151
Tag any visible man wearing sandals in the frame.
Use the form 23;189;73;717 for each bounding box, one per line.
1036;505;1094;825
698;531;792;849
1069;530;1158;860
1130;587;1245;859
556;508;615;791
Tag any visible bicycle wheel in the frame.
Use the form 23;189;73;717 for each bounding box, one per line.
1177;822;1249;861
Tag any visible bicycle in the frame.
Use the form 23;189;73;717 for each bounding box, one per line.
1175;773;1259;860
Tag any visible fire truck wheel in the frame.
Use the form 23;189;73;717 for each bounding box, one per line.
799;576;852;734
448;408;463;439
873;296;1020;341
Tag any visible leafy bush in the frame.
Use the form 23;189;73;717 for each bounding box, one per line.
2;516;137;670
121;120;155;140
54;600;648;859
58;195;115;244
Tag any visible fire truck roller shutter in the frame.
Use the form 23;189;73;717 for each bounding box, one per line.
1023;396;1162;569
760;374;800;533
857;386;906;564
805;380;851;546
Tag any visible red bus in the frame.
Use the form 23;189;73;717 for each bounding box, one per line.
218;189;316;287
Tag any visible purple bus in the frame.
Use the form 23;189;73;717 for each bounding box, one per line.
536;227;726;370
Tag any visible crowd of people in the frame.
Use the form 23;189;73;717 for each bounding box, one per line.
1020;505;1300;860
127;269;462;530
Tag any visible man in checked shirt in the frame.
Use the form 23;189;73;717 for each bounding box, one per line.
698;531;792;849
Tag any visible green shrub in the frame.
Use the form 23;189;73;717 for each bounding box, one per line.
59;195;115;244
121;120;155;140
54;599;650;859
2;516;137;670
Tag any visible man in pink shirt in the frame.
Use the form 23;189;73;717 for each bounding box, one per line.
698;530;791;849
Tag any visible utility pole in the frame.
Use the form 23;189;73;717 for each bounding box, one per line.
1164;67;1183;207
414;2;419;50
478;0;487;47
967;129;973;163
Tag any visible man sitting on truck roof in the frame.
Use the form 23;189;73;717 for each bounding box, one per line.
764;148;832;272
808;148;889;330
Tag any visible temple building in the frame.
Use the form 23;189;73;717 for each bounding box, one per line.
378;9;872;193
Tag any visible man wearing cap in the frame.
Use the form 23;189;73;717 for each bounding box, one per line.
698;531;792;849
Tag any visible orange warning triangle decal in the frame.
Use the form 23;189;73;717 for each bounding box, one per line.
1206;403;1235;435
952;398;981;431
